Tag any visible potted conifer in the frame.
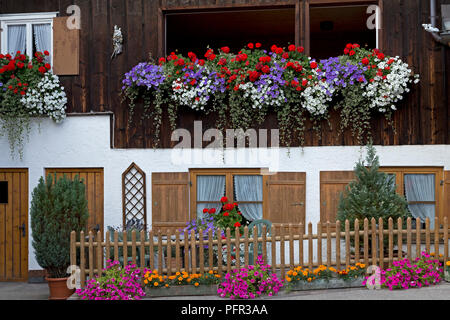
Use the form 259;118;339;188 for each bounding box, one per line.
31;174;89;300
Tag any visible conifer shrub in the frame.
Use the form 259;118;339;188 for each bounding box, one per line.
31;174;89;278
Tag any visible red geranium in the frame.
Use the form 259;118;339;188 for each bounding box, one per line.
255;43;262;48
234;222;241;228
44;50;50;56
261;65;270;74
310;61;318;69
221;196;228;203
248;43;254;49
223;212;230;217
221;46;230;54
38;66;46;73
362;57;370;65
203;208;209;214
208;208;216;214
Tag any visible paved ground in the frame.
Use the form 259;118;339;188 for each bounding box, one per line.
1;281;449;300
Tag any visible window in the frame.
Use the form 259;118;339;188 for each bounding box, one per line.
310;4;377;59
165;8;295;56
381;168;444;229
0;12;57;65
190;169;265;224
0;181;8;204
122;163;147;231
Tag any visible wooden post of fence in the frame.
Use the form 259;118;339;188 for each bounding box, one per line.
326;222;331;268
371;218;377;266
345;220;350;268
271;227;276;274
280;225;286;278
317;223;322;267
149;230;154;271
158;230;163;275
208;229;213;273
105;230;111;262
252;226;258;265
123;231;128;267
140;230;145;275
97;231;102;276
354;219;360;264
190;229;196;274
262;225;267;263
226;228;231;274
425;218;431;254
167;229;173;276
308;223;313;270
217;228;223;276
244;227;249;267
363;219;369;267
434;217;439;257
88;232;94;279
406;218;412;260
388;218;393;267
444;217;448;263
416;218;421;258
199;229;204;275
235;228;241;271
335;221;341;270
175;230;181;273
289;224;294;269
132;231;137;266
183;230;189;273
114;231;119;262
70;231;76;270
299;223;304;268
378;218;384;268
397;218;403;261
80;231;86;286
70;231;76;289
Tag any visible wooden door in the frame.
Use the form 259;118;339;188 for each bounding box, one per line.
265;172;306;234
0;169;28;282
152;172;190;234
45;168;104;236
320;171;355;230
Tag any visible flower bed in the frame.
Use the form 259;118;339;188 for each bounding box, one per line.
122;43;419;147
75;260;147;300
144;269;222;298
285;263;366;291
445;261;450;282
217;256;283;299
362;252;443;290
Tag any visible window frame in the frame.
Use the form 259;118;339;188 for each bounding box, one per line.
380;167;444;223
0;12;58;67
159;0;382;58
190;168;268;221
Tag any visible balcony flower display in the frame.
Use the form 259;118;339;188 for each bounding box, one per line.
122;43;419;147
0;51;67;158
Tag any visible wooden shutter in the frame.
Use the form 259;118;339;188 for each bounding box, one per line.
152;173;190;234
320;171;355;229
45;168;104;235
443;171;450;222
53;17;79;75
265;172;306;234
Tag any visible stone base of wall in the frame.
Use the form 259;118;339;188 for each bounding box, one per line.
28;270;46;283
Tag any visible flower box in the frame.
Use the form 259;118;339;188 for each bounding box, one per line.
146;285;218;298
288;277;365;291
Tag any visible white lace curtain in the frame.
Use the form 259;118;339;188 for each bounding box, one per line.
234;175;263;222
7;24;26;55
404;174;436;229
33;23;51;61
197;176;226;219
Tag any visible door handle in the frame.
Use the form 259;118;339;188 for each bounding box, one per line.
18;223;26;237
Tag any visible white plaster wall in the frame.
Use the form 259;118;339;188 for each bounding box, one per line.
0;115;449;270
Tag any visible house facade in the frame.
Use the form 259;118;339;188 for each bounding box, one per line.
0;0;449;282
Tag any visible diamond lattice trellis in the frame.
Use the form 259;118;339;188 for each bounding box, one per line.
122;163;147;230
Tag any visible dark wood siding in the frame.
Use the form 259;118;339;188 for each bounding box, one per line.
1;0;448;148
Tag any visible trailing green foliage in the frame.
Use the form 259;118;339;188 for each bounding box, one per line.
30;174;89;278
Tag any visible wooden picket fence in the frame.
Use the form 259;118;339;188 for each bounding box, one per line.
70;217;450;287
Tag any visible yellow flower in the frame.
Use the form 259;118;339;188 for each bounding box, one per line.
152;270;158;274
209;270;214;275
194;282;199;287
178;277;183;282
307;277;312;282
359;264;366;268
176;272;181;276
165;284;169;288
286;276;292;282
446;261;450;267
293;272;298;276
144;280;148;284
187;278;192;282
154;282;159;287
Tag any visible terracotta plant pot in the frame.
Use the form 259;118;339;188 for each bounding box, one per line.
45;277;75;300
